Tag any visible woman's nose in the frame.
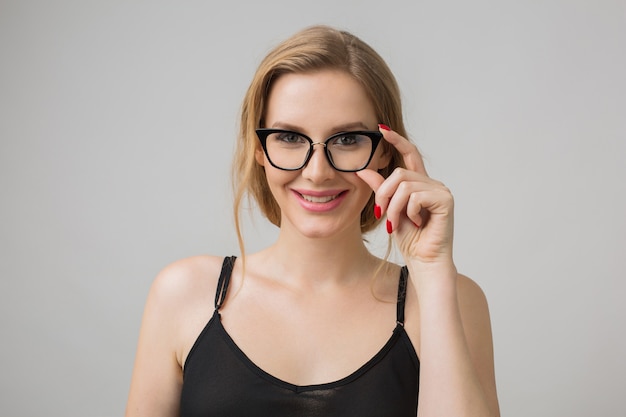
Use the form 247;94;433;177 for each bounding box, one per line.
301;143;335;182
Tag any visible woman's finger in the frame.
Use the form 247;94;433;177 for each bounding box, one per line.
379;125;428;176
355;168;385;193
370;167;435;214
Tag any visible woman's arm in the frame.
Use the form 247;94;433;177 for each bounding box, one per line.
125;257;218;417
125;266;184;417
409;266;500;417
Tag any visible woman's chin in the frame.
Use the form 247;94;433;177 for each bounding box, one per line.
284;219;360;241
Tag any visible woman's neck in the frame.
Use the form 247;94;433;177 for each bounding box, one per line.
259;222;379;289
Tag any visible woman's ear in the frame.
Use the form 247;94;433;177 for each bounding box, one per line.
255;147;265;166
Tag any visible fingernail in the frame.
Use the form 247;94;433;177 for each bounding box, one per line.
386;220;393;234
378;123;391;131
412;221;420;228
374;204;381;220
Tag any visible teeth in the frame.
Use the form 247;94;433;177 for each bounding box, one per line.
301;194;338;203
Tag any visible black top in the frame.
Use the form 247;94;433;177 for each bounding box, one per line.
180;256;420;416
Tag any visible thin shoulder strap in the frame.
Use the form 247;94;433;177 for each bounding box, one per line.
396;266;409;325
214;256;237;310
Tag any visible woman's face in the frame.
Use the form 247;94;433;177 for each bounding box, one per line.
256;69;389;239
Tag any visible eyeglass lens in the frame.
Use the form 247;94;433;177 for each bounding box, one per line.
265;131;374;171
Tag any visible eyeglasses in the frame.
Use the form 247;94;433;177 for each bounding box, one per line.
256;129;383;172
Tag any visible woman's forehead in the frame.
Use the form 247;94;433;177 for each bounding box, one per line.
264;70;377;134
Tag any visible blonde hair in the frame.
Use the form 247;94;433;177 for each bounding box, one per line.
232;25;408;256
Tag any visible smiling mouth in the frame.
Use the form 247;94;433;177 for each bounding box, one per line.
298;192;343;203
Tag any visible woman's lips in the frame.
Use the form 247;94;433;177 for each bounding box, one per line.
291;189;348;211
300;193;340;203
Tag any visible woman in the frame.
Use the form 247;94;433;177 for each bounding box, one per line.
126;25;500;416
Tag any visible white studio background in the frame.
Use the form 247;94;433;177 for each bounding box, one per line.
1;1;624;416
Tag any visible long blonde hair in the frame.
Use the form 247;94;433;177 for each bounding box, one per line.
232;25;408;257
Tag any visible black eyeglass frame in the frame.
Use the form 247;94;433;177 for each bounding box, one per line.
255;128;383;172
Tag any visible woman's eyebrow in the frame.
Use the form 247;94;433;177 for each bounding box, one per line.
269;121;304;131
269;121;371;132
332;122;370;131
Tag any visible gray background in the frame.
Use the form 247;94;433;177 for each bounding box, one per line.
1;0;624;416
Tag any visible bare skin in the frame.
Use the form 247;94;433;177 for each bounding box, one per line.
125;70;500;417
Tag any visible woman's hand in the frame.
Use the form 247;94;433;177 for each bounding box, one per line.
357;125;455;265
360;126;500;417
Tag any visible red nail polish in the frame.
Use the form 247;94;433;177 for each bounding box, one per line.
386;220;393;234
374;204;381;220
378;123;391;131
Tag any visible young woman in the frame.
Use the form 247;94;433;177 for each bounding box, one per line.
126;25;500;417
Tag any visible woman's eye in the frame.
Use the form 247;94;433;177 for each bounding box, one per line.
340;135;357;145
276;133;305;143
332;134;362;146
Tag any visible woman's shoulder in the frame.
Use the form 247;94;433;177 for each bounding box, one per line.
454;273;494;346
146;255;229;311
456;273;490;309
